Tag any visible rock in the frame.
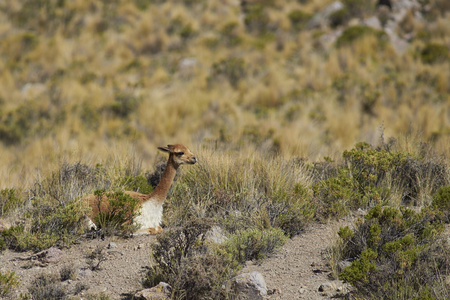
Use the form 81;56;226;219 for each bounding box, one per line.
384;27;409;54
0;219;11;231
134;282;171;300
178;57;198;79
205;226;228;244
20;83;46;97
307;1;345;29
319;282;336;293
363;16;382;30
319;280;346;296
229;271;267;300
338;259;352;271
78;267;93;279
108;242;117;249
31;247;63;266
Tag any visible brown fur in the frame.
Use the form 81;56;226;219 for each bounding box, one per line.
83;144;197;234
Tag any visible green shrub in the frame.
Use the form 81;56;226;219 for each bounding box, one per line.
1;197;89;251
119;174;154;194
339;248;378;283
107;91;141;118
0;188;23;216
343;0;376;18
220;22;242;47
313;169;358;219
210;57;247;88
432;185;450;222
343;142;410;204
333;205;449;299
92;189;141;235
243;4;270;35
0;270;20;297
288;9;311;31
329;8;349;28
225;227;287;264
335;25;388;48
420;43;449;64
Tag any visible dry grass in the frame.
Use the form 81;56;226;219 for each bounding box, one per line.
0;0;449;189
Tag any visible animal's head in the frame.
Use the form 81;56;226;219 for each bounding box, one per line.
158;144;197;166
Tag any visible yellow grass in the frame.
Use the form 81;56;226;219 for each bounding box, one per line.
0;0;449;187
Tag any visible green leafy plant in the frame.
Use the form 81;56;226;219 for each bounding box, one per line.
432;185;450;222
288;9;311;31
0;270;20;297
210;57;247;88
0;188;22;216
93;189;141;235
336;25;388;48
119;174;154;194
225;227;287;263
1;197;89;251
420;43;449;64
333;205;449;299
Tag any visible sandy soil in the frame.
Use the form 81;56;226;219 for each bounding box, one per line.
2;219;447;299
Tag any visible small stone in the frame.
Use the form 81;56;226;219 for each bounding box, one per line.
299;288;306;294
318;282;335;293
134;282;171;300
229;271;267;299
108;242;117;249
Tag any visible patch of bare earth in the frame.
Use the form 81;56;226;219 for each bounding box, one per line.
2;220;449;299
1;235;157;299
243;218;355;300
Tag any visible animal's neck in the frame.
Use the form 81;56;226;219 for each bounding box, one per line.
150;156;178;203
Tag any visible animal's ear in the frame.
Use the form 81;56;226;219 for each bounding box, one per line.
158;146;170;153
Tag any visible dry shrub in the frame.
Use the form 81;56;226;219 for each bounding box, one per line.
144;219;236;300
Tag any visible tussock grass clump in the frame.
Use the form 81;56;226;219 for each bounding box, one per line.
333;205;449;299
166;146;314;237
60;264;77;281
28;273;66;300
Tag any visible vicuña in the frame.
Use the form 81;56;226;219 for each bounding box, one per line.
84;144;197;235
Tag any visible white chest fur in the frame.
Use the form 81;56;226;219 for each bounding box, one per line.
134;200;163;229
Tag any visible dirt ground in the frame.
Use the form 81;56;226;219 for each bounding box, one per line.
2;219;449;299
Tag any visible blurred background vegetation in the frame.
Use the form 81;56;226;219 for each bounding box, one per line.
0;0;449;187
0;1;449;298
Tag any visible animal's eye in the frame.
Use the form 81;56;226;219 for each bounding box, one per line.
176;152;184;156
